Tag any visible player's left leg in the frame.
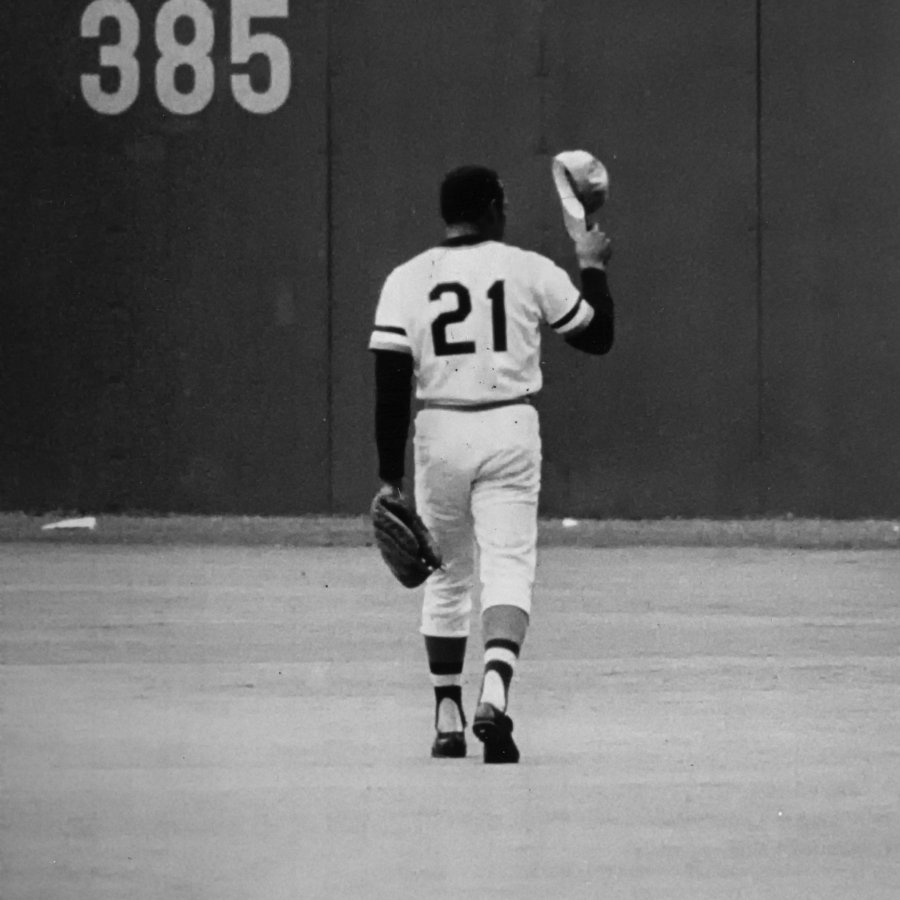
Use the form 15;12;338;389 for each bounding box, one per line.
418;522;474;757
424;634;467;757
414;409;478;757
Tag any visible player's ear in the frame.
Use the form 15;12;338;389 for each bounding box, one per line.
488;199;506;236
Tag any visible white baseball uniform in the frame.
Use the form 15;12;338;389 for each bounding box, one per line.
368;238;592;637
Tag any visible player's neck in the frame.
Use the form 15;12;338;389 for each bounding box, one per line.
444;223;501;243
446;224;483;240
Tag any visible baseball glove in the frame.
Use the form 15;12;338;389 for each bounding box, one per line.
371;487;442;588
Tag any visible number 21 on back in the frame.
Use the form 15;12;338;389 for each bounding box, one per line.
80;0;291;115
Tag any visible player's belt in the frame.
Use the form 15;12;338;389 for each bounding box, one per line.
423;396;533;412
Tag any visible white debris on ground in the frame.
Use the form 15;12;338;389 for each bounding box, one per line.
41;516;97;531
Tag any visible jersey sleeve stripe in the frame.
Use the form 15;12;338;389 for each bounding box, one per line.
550;296;589;333
369;330;412;353
373;325;407;336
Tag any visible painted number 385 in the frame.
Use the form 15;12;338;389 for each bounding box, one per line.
80;0;291;115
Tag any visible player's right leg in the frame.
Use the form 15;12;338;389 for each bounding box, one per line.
471;604;527;764
470;405;541;763
414;410;478;758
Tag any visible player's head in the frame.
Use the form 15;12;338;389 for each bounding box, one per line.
439;165;506;239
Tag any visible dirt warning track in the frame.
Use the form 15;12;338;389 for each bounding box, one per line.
2;544;898;899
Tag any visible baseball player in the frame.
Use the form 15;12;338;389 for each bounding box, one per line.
369;165;614;763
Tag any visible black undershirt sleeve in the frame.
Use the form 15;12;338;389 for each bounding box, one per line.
565;268;615;355
373;350;414;484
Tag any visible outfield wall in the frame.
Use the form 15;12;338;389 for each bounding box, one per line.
4;1;900;516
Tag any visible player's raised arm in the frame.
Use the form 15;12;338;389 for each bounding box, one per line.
565;226;615;356
548;149;615;355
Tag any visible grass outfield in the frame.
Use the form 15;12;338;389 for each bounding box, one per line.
0;512;898;549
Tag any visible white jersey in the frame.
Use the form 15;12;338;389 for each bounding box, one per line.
368;240;590;404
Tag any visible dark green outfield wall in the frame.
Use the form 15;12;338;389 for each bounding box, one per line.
758;1;900;517
3;1;899;516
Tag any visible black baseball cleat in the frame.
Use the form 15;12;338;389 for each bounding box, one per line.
431;694;467;758
431;731;467;758
472;702;520;764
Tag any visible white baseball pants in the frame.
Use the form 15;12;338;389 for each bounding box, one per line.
413;403;541;638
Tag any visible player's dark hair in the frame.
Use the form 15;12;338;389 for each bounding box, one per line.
439;165;505;226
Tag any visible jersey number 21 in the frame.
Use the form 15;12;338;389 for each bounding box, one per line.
429;281;507;356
